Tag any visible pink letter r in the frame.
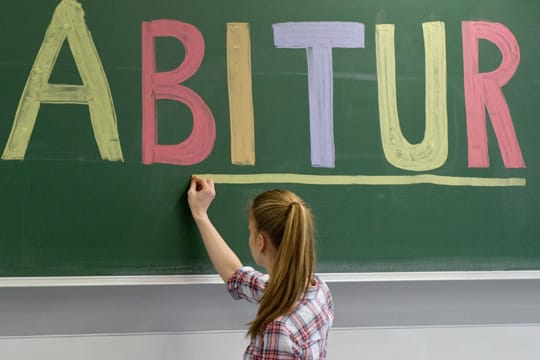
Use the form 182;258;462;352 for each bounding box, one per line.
462;21;525;168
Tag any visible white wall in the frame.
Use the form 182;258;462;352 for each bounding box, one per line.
2;325;540;359
1;276;539;359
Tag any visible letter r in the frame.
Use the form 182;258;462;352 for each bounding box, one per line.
462;21;525;168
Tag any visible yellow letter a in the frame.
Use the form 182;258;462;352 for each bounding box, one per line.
2;0;123;161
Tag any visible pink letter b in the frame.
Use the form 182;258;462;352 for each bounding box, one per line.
142;20;215;165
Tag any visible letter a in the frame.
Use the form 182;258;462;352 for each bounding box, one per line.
2;0;123;161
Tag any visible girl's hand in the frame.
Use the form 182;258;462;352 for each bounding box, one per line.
185;176;242;282
187;176;216;220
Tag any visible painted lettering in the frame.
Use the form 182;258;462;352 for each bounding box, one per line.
227;23;255;165
376;22;448;171
462;21;525;168
273;22;365;168
141;19;215;165
2;0;123;161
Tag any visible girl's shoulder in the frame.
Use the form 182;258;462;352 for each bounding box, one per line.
227;266;269;303
307;275;332;299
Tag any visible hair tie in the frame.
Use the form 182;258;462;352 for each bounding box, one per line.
289;201;301;208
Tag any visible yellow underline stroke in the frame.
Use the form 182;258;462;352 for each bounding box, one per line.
197;174;526;187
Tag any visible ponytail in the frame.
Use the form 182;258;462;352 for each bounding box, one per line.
247;190;315;339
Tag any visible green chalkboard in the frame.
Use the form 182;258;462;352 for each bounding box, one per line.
0;0;538;276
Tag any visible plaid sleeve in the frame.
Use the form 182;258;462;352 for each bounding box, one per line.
226;266;268;304
260;321;300;359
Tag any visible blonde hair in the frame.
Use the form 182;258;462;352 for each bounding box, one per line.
247;190;315;339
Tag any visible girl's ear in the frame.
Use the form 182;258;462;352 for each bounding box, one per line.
258;232;267;253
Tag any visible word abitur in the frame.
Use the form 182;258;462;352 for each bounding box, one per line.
2;0;526;174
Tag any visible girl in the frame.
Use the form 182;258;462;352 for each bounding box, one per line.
187;176;334;359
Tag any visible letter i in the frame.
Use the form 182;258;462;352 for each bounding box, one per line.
227;23;256;165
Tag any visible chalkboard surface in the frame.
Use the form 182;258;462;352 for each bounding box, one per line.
0;0;537;276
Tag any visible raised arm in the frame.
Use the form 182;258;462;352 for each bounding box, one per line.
187;176;242;282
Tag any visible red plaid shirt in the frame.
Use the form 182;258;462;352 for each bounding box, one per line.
227;267;334;359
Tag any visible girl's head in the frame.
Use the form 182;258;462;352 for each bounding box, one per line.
248;189;316;338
